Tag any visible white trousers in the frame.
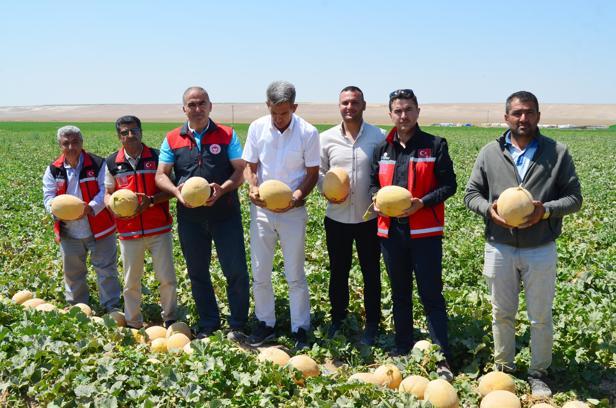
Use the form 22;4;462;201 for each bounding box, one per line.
250;205;310;332
483;241;557;377
119;232;177;328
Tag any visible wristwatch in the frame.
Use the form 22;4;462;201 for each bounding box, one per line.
542;208;550;220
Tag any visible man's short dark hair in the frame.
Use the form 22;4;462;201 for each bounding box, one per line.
340;86;364;101
388;89;418;111
115;115;142;133
506;91;539;114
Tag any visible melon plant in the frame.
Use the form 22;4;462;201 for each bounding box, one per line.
181;176;211;207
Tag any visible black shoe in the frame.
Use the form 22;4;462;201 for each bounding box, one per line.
196;326;219;340
327;321;343;339
528;375;552;398
292;328;309;350
227;327;248;344
360;325;378;346
248;321;275;347
163;320;177;329
436;361;454;382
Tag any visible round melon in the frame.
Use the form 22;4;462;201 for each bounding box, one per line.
480;390;520;408
167;333;191;353
497;186;535;227
109;189;138;217
374;363;403;389
348;372;382;385
183;341;195;354
150;338;167;353
287;355;320;383
12;290;33;305
413;339;432;352
166;321;192;339
323;167;350;202
36;303;57;312
399;375;430;399
130;328;146;344
108;311;126;327
22;298;46;309
477;371;515;396
562;402;590;408
181;177;211;207
424;379;459;408
71;303;92;316
530;404;555;408
375;186;412;217
145;325;167;342
51;194;85;221
259;180;293;211
258;347;291;367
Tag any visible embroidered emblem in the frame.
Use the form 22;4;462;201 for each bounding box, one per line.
382;152;390;160
209;144;221;155
418;148;431;158
87;170;95;177
145;161;155;169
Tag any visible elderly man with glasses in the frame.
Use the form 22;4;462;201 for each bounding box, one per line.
104;115;177;329
368;89;457;380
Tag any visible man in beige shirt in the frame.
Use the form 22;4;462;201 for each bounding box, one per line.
319;86;385;345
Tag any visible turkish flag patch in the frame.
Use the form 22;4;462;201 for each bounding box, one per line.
418;148;432;158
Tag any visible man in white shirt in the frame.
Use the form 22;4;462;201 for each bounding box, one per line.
243;81;320;349
319;86;385;345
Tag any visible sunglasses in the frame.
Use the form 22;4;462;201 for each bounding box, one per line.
119;127;141;137
389;89;415;100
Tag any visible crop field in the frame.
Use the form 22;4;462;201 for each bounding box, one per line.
0;122;614;407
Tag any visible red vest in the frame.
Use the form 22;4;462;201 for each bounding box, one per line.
106;145;173;240
49;151;116;242
377;128;445;239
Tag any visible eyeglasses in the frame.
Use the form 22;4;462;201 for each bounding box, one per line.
185;101;208;110
389;89;415;100
119;127;141;137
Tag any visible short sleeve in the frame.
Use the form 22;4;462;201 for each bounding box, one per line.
242;122;259;163
227;130;243;161
158;136;175;164
304;127;321;167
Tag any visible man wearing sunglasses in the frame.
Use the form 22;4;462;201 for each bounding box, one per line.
104;115;177;329
369;89;456;380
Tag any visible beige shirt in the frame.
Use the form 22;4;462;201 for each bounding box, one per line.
319;121;385;224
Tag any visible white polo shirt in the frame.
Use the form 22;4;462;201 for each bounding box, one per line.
242;114;320;191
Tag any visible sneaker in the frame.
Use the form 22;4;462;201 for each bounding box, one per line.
196;326;219;340
360;325;378;346
292;328;309;350
495;362;516;374
528;375;552;398
436;361;454;382
248;321;275;347
163;320;177;329
227;328;248;344
327;321;343;339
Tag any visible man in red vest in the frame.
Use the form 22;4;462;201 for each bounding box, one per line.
104;115;177;329
42;125;121;312
368;90;456;380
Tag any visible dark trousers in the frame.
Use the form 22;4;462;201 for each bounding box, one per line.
380;221;451;360
324;216;381;327
178;210;249;331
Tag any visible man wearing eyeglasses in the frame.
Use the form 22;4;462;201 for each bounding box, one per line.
369;89;456;380
155;87;250;341
104;115;177;329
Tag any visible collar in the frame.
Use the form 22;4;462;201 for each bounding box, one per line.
63;152;84;169
386;124;421;144
504;130;538;150
339;121;365;140
116;144;152;163
180;119;215;138
269;114;296;134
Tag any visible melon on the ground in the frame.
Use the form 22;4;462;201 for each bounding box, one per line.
477;371;515;396
22;298;46;309
323;168;350;202
167;333;191;353
12;290;33;305
287;355;320;383
181;177;211;207
399;375;430;399
259;180;293;211
36;303;57;312
108;311;126;327
109;189;138;217
412;339;432;352
166;322;192;339
71;303;92;316
51;195;85;221
145;326;167;342
130;328;146;344
480;390;520;408
562;402;590;408
424;379;459;408
374;363;403;389
497;186;535;227
348;372;382;385
150;338;167;353
258;347;291;367
530;404;555;408
375;186;412;217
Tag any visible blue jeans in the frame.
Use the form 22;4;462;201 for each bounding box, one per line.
380;222;451;360
178;210;249;331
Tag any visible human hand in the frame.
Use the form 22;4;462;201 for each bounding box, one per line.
518;201;545;228
489;201;516;228
249;186;266;208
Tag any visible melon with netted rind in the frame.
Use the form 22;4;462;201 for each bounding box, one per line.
258;347;291;366
167;333;191;353
287;355;320;383
424;379;459;408
477;371;515;396
259;180;293;211
480;390;520;408
375;186;412;217
399;375;429;399
497;186;535;227
181;177;211;207
109;189;138;217
323;167;350;202
51;195;85;221
12;290;33;305
145;326;167;342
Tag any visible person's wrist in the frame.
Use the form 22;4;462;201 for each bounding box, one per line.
147;195;155;207
542;207;550;220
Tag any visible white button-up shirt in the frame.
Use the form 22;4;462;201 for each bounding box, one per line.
242;114;320;191
319;121;385;223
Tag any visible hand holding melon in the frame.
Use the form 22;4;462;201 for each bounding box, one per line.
491;186;543;228
179;177;211;208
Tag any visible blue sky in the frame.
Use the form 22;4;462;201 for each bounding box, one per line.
1;0;614;105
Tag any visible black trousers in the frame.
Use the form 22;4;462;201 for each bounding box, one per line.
324;216;381;327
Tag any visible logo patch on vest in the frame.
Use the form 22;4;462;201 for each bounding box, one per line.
418;148;432;158
381;152;390;160
209;144;221;155
145;161;155;169
87;170;95;177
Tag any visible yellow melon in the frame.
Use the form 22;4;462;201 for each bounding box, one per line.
375;186;412;217
477;371;515;396
130;328;146;344
424;379;459;408
109;189;138;217
181;177;211;207
399;375;430;399
36;303;57;312
497;186;535;227
167;333;191;353
11;290;33;305
259;180;293;211
71;303;92;316
150;338;167;353
480;390;520;408
257;347;291;367
287;355;320;383
108;311;126;327
530;404;556;408
166;322;192;339
51;194;85;221
348;372;382;385
323;168;350;202
374;363;403;389
562;402;590;408
22;298;46;309
183;341;195;354
145;326;167;342
413;340;432;352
